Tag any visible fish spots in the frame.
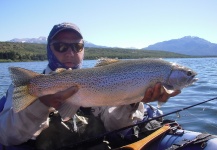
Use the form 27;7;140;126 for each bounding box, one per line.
10;58;197;114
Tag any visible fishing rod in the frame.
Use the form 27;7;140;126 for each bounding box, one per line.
60;96;217;149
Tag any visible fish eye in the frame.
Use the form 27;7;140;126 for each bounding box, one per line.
187;71;192;76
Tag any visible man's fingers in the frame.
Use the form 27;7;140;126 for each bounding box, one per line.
158;93;169;102
141;88;153;103
39;86;79;109
142;83;181;103
159;90;181;102
151;83;161;101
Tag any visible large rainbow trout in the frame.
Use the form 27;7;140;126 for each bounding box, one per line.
9;58;198;120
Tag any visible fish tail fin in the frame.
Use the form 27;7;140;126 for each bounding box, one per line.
8;67;40;112
9;67;40;87
13;85;38;112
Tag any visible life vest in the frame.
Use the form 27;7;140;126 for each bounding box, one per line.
33;107;109;150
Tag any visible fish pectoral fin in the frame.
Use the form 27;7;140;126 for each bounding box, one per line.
95;57;120;67
157;102;165;108
157;85;174;108
13;85;37;112
162;85;174;94
58;102;80;121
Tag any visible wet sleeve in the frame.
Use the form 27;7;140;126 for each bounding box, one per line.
0;85;50;146
92;102;146;131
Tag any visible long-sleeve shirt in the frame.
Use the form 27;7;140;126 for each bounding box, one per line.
0;66;146;146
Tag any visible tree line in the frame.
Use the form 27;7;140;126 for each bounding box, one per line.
0;51;46;61
0;42;47;61
0;42;191;62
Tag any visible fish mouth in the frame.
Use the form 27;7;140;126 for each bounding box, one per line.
193;78;198;82
182;76;198;89
189;75;198;84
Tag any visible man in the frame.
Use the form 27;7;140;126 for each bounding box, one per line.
0;22;180;149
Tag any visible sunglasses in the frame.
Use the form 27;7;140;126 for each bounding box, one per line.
50;42;84;53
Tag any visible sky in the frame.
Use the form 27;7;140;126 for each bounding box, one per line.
0;0;217;48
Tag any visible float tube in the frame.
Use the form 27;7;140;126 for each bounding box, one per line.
117;122;217;150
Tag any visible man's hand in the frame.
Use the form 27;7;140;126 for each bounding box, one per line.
141;83;181;103
39;86;78;109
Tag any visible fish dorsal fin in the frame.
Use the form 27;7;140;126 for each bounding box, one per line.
95;58;120;67
56;68;67;73
51;68;72;74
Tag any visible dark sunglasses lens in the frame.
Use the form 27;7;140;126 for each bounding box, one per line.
53;43;68;53
74;43;84;52
52;42;84;53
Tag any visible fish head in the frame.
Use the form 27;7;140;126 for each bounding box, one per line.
166;63;198;90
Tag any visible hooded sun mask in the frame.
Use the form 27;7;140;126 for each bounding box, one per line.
47;22;83;71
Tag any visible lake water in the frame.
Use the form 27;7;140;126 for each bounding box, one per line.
0;58;217;135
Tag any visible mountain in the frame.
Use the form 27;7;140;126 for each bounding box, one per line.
9;37;47;44
84;41;108;48
8;37;107;48
7;36;217;56
143;36;217;56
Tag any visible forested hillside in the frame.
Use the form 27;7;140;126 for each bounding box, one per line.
0;42;191;62
0;42;46;61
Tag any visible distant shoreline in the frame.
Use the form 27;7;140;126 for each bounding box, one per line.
1;56;216;63
1;42;215;62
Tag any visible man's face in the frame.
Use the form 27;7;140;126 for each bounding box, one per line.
50;30;84;68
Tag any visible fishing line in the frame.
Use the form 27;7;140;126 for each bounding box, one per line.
168;107;217;133
184;109;217;130
59;96;217;149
